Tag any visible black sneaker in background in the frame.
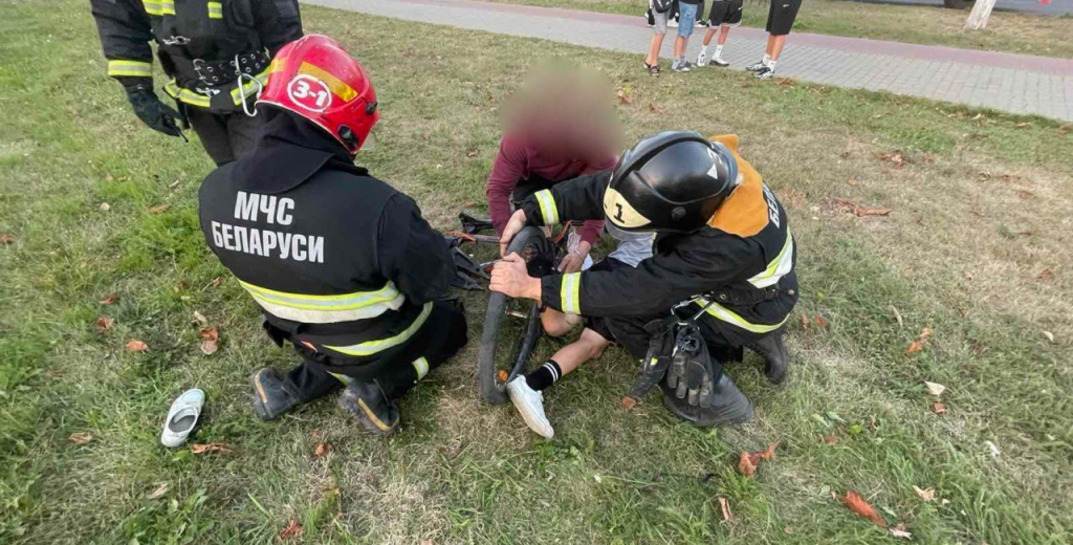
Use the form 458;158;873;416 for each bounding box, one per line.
755;66;775;80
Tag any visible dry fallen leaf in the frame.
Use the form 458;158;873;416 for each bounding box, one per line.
1036;268;1054;282
95;315;115;333
616;88;633;105
878;151;907;169
210;276;224;288
738;442;778;477
889;523;913;539
932;401;947;415
906;327;932;354
99;202;111;211
148;204;170;214
68;432;94;445
465;149;478;158
814;314;830;329
647;103;665;114
842;490;887;528
198;326;220;355
1041;330;1055;343
146;482;169;499
313;442;331;459
99;293;119;305
279;520;303;540
0;233;15;245
190;442;232;455
822;434;839;445
832;198;892;218
125;339;149;352
192;311;208;327
913;486;936;502
924;381;946;397
717;496;733;522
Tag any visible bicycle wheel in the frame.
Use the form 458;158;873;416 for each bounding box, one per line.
477;226;556;404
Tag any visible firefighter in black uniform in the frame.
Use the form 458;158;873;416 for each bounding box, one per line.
491;131;797;426
90;0;302;165
197;35;467;435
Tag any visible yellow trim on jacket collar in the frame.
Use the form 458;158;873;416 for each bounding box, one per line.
706;134;768;238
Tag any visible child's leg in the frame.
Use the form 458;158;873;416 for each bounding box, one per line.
524;328;610;391
541;308;580;338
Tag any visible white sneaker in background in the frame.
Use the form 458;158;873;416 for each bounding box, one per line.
506;377;554;439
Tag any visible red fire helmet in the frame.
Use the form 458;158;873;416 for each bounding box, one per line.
258;34;379;154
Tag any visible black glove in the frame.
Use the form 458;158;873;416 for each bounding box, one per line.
125;86;183;137
665;323;717;408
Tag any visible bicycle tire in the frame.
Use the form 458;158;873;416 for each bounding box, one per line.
477;226;555;404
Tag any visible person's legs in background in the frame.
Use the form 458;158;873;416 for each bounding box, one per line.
749;0;800;79
698;0;739;67
644;8;669;75
672;2;698;72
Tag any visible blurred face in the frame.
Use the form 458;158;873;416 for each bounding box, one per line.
504;65;623;162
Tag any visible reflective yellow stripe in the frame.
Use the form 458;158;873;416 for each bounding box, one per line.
298;61;358;102
560;272;581;315
163;80;212;107
694;297;789;334
161;0;175;15
412;357;430;380
239;279;406;324
325;303;434;357
207;1;223;19
327;372;352;385
229;67;270;104
534;189;559;226
107;59;152;77
747;229;793;289
143;0;163;15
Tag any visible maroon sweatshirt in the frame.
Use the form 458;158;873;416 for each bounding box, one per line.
486;134;615;244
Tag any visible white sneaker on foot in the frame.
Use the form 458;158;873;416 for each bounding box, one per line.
697;50;710;67
507;377;554;438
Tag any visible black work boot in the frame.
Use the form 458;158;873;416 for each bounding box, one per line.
337;381;400;436
748;330;790;385
250;368;300;421
661;374;753;427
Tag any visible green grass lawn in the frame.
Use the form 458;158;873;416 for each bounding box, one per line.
485;0;1073;58
2;0;1072;543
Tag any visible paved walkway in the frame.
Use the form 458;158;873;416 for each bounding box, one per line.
305;0;1073;121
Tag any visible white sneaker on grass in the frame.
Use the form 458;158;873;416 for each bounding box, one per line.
507;377;554;439
697;50;710;67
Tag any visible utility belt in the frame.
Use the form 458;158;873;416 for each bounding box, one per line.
163;50;270;113
703;283;786;308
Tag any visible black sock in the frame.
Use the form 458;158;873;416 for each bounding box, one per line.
525;359;562;391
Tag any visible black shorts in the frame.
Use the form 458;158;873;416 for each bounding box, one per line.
765;0;801;36
582;257;631;343
708;0;743;26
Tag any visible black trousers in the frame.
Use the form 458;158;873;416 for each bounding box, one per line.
185;107;262;165
281;300;468;404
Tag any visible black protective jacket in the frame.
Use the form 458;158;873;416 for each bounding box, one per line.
520;134;798;343
198;111;455;360
90;0;301;112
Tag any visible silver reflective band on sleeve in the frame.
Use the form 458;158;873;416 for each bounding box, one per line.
239;280;406;324
694;297;789;334
560;272;581;315
747;230;793;288
534;189;559;226
324;303;434;357
412;357;430;380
